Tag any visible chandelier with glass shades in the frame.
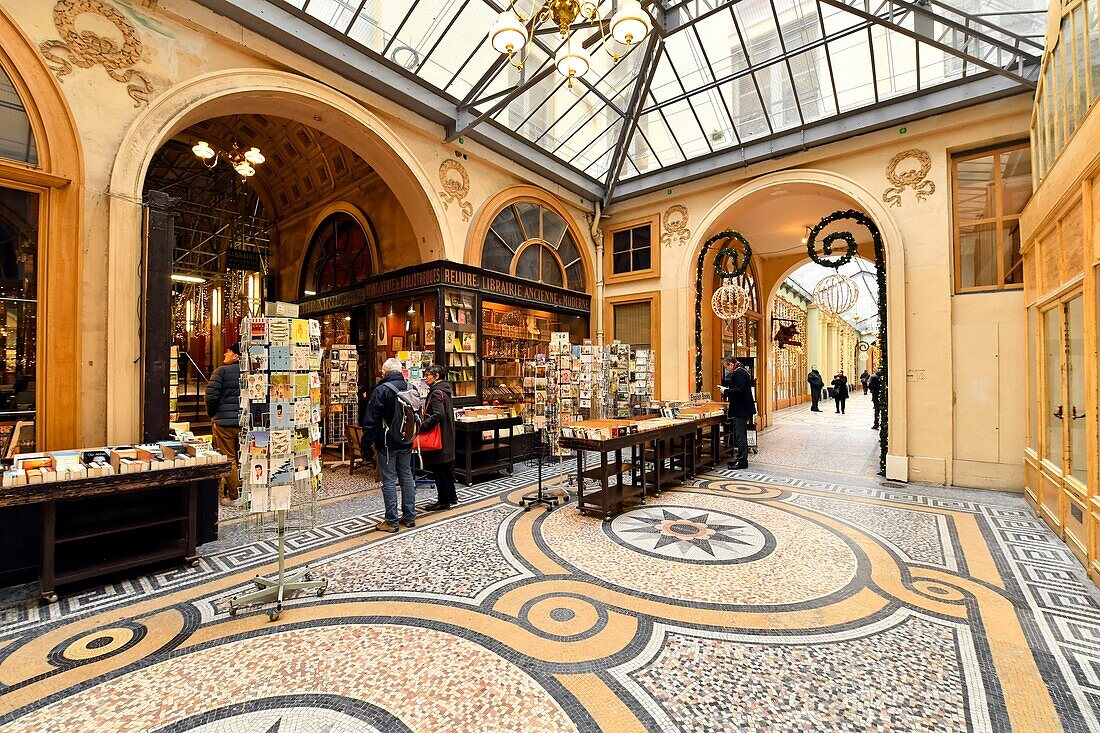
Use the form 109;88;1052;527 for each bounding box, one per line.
191;140;266;178
490;1;652;88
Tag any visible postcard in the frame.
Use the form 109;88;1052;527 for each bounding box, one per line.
270;401;293;429
270;430;293;455
248;346;269;372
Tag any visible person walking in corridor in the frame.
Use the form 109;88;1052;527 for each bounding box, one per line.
860;369;870;395
868;367;883;430
206;343;242;507
807;366;824;412
831;370;850;414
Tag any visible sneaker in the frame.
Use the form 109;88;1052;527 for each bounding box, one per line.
400;517;416;528
375;521;399;533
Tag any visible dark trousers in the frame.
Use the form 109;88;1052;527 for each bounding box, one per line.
834;397;847;414
732;416;749;465
429;460;457;506
810;388;821;410
872;395;881;428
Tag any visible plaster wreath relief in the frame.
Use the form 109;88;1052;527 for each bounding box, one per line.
437;159;473;222
881;149;935;207
661;204;691;247
39;0;155;107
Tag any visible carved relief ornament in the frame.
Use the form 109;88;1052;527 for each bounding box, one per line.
437;159;473;222
39;0;155;107
881;149;935;208
661;204;691;247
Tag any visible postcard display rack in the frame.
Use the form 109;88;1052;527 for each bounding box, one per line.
233;316;328;620
323;345;358;460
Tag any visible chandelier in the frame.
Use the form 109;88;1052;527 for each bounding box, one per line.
490;1;652;88
812;273;859;316
192;140;266;178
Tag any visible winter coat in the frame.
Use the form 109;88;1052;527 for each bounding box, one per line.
418;380;455;465
205;361;241;427
868;372;882;397
725;366;756;418
360;372;413;455
831;375;850;400
807;370;824;392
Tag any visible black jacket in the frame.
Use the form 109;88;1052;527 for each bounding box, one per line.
205;361;241;427
807;370;824;391
831;375;850;399
361;372;412;454
868;372;882;396
725;366;756;418
419;380;455;464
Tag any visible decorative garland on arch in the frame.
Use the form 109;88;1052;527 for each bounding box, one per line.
695;230;753;392
808;209;889;475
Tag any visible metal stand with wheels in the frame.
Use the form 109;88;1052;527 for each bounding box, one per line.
521;430;561;511
229;509;327;621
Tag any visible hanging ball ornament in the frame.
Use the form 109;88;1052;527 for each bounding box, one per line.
812;273;859;316
712;282;750;321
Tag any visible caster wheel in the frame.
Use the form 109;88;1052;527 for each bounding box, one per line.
229;606;238;617
317;587;326;597
188;559;200;568
303;573;312;581
523;506;530;512
43;594;58;604
268;611;280;622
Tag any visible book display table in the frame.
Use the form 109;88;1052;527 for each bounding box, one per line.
454;416;523;485
0;464;226;602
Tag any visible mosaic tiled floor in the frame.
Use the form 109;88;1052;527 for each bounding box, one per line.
1;463;1099;731
758;394;881;478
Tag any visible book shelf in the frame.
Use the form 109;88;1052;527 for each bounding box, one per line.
444;290;477;398
481;304;556;405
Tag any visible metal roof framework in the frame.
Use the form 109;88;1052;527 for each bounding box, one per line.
195;0;1045;205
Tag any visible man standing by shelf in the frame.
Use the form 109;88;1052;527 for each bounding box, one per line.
206;343;242;507
720;356;756;470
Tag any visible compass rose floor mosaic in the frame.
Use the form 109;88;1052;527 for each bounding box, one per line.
1;462;1100;732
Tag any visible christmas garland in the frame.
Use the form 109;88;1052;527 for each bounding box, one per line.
695;230;753;392
808;209;889;475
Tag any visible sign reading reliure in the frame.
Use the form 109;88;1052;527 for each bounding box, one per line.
298;260;590;316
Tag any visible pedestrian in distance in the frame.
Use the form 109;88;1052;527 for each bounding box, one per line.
831;370;850;414
868;367;883;430
807;366;824;412
860;369;870;395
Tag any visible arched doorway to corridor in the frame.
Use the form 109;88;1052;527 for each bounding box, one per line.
685;171;906;480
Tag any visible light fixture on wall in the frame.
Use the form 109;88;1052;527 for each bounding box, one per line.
490;0;652;88
800;225;810;245
191;140;266;178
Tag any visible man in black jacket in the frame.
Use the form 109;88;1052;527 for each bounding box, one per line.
206;343;242;506
807;366;824;412
360;358;417;533
721;357;756;470
868;367;884;430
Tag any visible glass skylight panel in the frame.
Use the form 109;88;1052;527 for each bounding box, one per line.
412;3;497;90
755;64;802;131
633;110;687;170
659;98;713;159
663;32;714;97
721;75;770;140
828;31;876;111
871;26;918;101
345;1;402;58
300;0;359;32
690;9;743;81
788;47;836;122
566;117;623;170
734;1;785;66
687;90;739;150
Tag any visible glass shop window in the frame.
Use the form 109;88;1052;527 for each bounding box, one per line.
0;186;38;454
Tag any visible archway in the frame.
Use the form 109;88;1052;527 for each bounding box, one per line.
106;69;450;442
683;171;907;481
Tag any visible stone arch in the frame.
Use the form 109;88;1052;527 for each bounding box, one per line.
0;6;85;448
678;169;908;480
106;68;450;441
465;184;594;295
295;201;382;297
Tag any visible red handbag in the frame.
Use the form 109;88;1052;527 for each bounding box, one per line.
414;425;442;451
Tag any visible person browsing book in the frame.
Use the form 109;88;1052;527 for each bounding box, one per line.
206;343;242;506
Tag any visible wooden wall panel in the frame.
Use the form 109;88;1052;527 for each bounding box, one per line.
1061;200;1084;281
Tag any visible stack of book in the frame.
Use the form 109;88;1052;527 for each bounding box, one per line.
2;441;228;487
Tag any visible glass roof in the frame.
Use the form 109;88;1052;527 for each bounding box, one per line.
786;256;880;333
266;0;1045;200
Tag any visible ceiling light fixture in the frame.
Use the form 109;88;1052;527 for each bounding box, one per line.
490;0;652;88
171;273;207;284
192;141;266;179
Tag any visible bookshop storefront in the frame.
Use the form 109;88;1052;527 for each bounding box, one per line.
297;261;590;405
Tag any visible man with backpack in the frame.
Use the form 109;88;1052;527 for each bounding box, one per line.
360;357;421;533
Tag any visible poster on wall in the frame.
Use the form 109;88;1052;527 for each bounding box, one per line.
376;317;387;346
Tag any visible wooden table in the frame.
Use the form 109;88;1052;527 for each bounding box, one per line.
454;416;522;485
0;464;225;602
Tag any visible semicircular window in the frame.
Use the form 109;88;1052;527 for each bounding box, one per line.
300;212;373;296
0;64;37;165
482;201;586;292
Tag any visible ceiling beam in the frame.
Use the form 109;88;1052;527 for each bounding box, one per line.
602;33;664;207
609;70;1033;203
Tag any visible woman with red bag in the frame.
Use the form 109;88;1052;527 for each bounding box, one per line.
417;364;457;511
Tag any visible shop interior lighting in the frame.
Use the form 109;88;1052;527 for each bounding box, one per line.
171;273;207;284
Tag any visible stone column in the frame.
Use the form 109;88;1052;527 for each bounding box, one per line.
806;305;822;374
825;316;839;375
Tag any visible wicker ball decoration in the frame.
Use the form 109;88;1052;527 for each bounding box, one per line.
812;273;859;315
712;282;751;321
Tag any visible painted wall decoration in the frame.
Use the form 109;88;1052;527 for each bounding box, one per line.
437;159;473;221
660;204;691;247
39;0;155;107
881;149;935;208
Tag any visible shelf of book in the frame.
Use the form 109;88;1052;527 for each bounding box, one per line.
444;290;478;398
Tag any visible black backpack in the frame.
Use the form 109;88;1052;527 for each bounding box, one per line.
382;382;422;447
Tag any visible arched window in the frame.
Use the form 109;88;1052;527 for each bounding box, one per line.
0;64;36;165
299;211;373;296
482;201;586;292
